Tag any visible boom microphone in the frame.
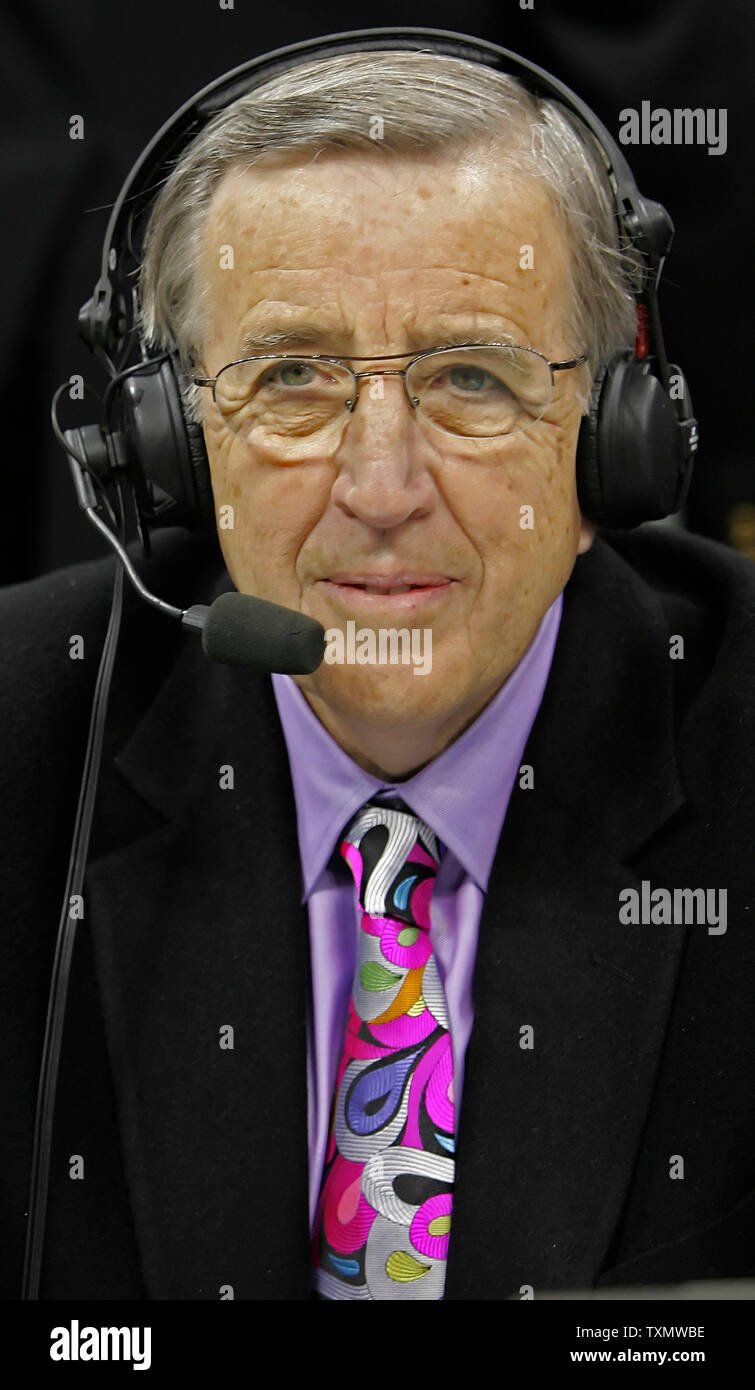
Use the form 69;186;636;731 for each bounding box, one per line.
200;591;325;673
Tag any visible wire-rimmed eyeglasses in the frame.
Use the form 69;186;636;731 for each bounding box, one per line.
192;342;588;455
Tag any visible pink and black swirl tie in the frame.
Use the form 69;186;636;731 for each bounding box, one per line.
311;800;455;1300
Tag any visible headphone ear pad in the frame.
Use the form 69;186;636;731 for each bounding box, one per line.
117;354;216;533
168;354;216;532
576;350;687;528
574;363;607;526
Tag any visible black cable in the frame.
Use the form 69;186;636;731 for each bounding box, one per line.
50;381;121;531
101;353;170;424
644;287;672;392
21;480;127;1300
49;380;99;468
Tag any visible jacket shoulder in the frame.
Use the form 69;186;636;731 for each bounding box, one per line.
0;529;227;831
600;522;755;611
0;528;223;655
597;525;755;723
0;528;224;718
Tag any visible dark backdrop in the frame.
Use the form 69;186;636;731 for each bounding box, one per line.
2;0;752;584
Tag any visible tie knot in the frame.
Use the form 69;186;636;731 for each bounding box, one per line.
338;799;440;929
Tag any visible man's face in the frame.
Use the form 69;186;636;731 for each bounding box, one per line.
198;147;593;757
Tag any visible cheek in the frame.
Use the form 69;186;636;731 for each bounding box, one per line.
205;430;333;591
443;420;582;591
510;412;582;536
445;438;563;553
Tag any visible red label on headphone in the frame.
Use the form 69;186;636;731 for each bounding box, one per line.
635;303;649;358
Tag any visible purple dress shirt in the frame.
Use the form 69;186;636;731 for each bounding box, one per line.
271;592;562;1230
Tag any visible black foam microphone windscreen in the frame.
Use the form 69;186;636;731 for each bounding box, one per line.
201;591;325;673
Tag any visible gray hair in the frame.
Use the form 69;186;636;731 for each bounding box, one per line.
139;50;644;421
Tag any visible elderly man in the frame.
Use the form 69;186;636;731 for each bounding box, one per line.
1;41;753;1303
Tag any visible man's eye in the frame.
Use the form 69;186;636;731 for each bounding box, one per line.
447;365;493;393
435;365;515;400
263;360;317;388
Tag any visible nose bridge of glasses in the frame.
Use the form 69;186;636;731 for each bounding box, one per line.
346;363;417;415
352;366;408;383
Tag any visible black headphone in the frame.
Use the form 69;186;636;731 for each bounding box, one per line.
75;25;698;542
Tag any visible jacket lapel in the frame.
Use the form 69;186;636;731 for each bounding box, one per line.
85;562;312;1299
444;539;688;1298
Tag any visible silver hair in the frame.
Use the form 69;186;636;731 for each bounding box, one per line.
139;50;644;422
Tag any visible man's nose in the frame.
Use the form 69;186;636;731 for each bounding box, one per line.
329;375;437;530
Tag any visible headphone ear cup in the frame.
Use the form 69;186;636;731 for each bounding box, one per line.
576;350;688;528
116;354;216;533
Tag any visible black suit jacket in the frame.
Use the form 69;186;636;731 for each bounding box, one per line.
1;526;753;1300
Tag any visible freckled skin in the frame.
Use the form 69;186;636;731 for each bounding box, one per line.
198;147;595;778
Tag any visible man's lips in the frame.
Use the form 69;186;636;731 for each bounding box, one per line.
318;573;456;611
326;571;451;592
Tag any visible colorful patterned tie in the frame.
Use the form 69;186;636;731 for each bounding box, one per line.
311;799;455;1300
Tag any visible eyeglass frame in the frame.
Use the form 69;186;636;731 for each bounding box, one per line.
191;342;589;439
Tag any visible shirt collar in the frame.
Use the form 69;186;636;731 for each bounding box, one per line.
272;592;562;899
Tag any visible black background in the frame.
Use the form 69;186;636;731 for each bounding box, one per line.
2;0;752;584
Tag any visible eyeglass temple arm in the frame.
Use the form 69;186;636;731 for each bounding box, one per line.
550;355;589;371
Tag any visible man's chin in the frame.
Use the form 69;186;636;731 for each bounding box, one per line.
294;660;453;726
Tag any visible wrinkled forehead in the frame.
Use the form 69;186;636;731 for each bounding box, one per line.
198;147;574;358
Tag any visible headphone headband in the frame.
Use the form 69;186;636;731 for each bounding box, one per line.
80;26;673;362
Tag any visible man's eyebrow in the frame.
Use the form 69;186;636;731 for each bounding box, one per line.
238;325;344;356
236;324;519;358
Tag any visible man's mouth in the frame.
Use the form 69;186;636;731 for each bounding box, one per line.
319;573;455;608
326;572;450;592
